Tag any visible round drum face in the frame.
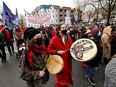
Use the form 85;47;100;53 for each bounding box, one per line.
70;38;97;62
46;55;64;74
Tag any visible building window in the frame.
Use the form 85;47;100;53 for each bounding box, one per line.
66;10;70;17
56;19;58;23
52;10;54;13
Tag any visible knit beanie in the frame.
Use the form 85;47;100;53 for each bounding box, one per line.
24;27;40;40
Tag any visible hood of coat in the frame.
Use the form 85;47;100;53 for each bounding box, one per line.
103;26;112;36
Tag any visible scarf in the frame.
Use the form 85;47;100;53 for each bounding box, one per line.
26;42;47;69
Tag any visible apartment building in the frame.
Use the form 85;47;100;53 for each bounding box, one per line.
0;6;3;25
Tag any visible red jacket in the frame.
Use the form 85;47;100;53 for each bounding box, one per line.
0;26;4;31
47;35;73;85
21;27;26;33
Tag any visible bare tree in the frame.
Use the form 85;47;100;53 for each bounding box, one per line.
74;0;100;23
99;0;116;25
82;4;96;22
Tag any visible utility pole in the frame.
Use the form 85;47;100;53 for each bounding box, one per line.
96;2;99;24
94;0;100;24
73;0;78;25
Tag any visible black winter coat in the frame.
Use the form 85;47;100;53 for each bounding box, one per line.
0;32;5;47
84;39;101;67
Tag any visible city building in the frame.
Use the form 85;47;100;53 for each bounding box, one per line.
0;6;3;25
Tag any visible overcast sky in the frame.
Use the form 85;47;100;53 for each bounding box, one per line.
0;0;75;15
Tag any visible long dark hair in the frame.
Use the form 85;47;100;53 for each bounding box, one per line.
56;23;65;36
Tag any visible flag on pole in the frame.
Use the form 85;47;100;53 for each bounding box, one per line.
13;8;19;25
3;2;17;29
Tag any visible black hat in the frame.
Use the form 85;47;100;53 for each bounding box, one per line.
24;27;40;40
112;27;116;31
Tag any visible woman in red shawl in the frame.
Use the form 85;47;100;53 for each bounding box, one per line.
47;24;74;87
19;27;49;87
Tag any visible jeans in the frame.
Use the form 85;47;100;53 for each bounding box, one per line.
85;66;96;80
6;41;14;54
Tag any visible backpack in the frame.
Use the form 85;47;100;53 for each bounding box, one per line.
111;33;116;56
18;50;33;81
18;49;49;83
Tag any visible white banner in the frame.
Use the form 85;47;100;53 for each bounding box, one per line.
25;10;53;28
65;17;71;26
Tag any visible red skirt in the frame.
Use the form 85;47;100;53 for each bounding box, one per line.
55;72;73;87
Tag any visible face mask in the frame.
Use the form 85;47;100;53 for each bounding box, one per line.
61;29;67;35
5;28;9;30
97;30;101;37
35;38;42;46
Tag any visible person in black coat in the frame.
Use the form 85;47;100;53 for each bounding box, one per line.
110;27;116;56
0;32;7;63
84;36;101;86
2;24;14;56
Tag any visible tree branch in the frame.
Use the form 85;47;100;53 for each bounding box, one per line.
105;0;109;5
99;0;108;12
111;0;116;11
111;0;115;5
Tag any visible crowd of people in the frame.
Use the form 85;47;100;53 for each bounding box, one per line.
0;22;116;87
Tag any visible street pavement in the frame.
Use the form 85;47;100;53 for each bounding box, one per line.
0;44;106;87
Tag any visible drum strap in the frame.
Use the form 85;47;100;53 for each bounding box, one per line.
104;33;111;39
